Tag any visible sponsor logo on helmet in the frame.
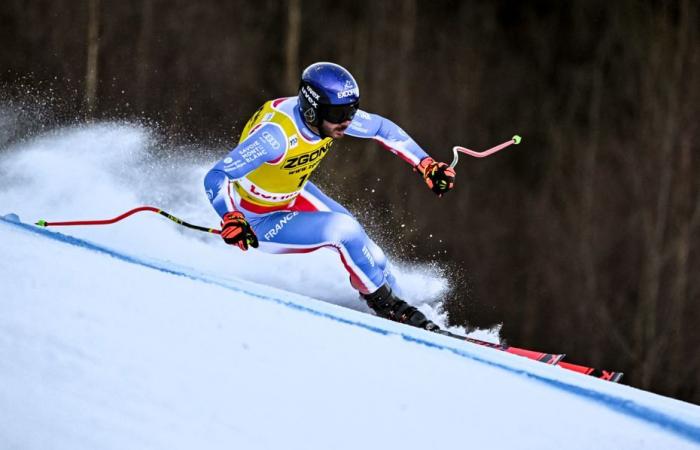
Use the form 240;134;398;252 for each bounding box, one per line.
306;85;320;100
301;86;319;108
337;80;359;99
261;131;281;150
303;107;316;123
337;89;358;99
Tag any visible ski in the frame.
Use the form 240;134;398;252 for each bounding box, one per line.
557;361;624;383
435;330;623;383
436;330;565;365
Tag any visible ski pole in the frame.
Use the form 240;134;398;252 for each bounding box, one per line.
33;136;521;233
35;206;221;235
449;135;522;168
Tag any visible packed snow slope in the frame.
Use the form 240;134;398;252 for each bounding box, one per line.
2;124;700;449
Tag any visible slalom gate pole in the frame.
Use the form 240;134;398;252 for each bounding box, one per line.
449;135;522;168
35;206;221;235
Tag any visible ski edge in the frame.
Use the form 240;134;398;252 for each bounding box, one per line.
437;330;623;383
437;330;565;365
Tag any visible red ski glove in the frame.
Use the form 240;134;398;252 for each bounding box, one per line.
220;211;259;251
416;157;456;196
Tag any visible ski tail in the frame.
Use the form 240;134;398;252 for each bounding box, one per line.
557;361;624;383
434;330;622;382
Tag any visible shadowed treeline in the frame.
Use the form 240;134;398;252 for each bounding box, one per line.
2;0;699;404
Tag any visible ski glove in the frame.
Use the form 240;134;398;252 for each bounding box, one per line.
416;157;456;196
220;211;259;251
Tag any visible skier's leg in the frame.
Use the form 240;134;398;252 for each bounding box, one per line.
248;209;386;294
249;207;436;329
292;182;399;292
293;183;436;330
291;181;354;215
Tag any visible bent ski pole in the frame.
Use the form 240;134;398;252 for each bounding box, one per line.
449;135;522;168
35;206;221;235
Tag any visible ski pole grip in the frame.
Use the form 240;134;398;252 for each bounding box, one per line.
449;147;461;169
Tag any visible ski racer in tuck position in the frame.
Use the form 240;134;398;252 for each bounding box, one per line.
204;62;456;331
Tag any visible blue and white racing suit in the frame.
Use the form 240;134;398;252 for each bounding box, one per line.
204;96;429;295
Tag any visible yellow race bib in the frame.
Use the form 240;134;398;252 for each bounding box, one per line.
233;99;334;211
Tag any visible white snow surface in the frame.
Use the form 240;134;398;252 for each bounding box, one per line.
1;124;700;449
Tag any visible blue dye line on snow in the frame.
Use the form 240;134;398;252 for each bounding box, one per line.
2;215;700;445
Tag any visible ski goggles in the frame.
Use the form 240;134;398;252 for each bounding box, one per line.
321;102;359;124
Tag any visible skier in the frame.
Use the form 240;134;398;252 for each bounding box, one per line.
204;62;455;331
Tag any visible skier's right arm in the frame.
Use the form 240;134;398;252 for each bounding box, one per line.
204;123;287;217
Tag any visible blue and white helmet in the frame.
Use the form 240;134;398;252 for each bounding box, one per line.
298;62;360;128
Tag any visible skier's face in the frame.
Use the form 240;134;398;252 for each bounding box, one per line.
321;119;352;139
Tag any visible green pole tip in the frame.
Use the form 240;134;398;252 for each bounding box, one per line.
36;219;47;227
512;135;522;145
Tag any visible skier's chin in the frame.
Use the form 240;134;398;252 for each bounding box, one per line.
321;122;348;139
331;128;347;139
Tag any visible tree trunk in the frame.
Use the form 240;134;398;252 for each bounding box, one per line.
284;0;301;93
396;0;416;126
84;0;100;119
136;0;153;113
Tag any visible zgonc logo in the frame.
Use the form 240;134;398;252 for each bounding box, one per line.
282;144;331;169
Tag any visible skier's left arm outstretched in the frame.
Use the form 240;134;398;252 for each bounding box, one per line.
345;110;456;196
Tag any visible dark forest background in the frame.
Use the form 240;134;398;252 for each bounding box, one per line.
2;0;699;404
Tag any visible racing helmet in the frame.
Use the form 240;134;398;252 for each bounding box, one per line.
298;62;360;128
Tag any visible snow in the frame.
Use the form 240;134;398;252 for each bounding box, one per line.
1;124;700;449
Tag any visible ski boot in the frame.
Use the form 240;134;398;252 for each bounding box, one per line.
362;284;440;331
